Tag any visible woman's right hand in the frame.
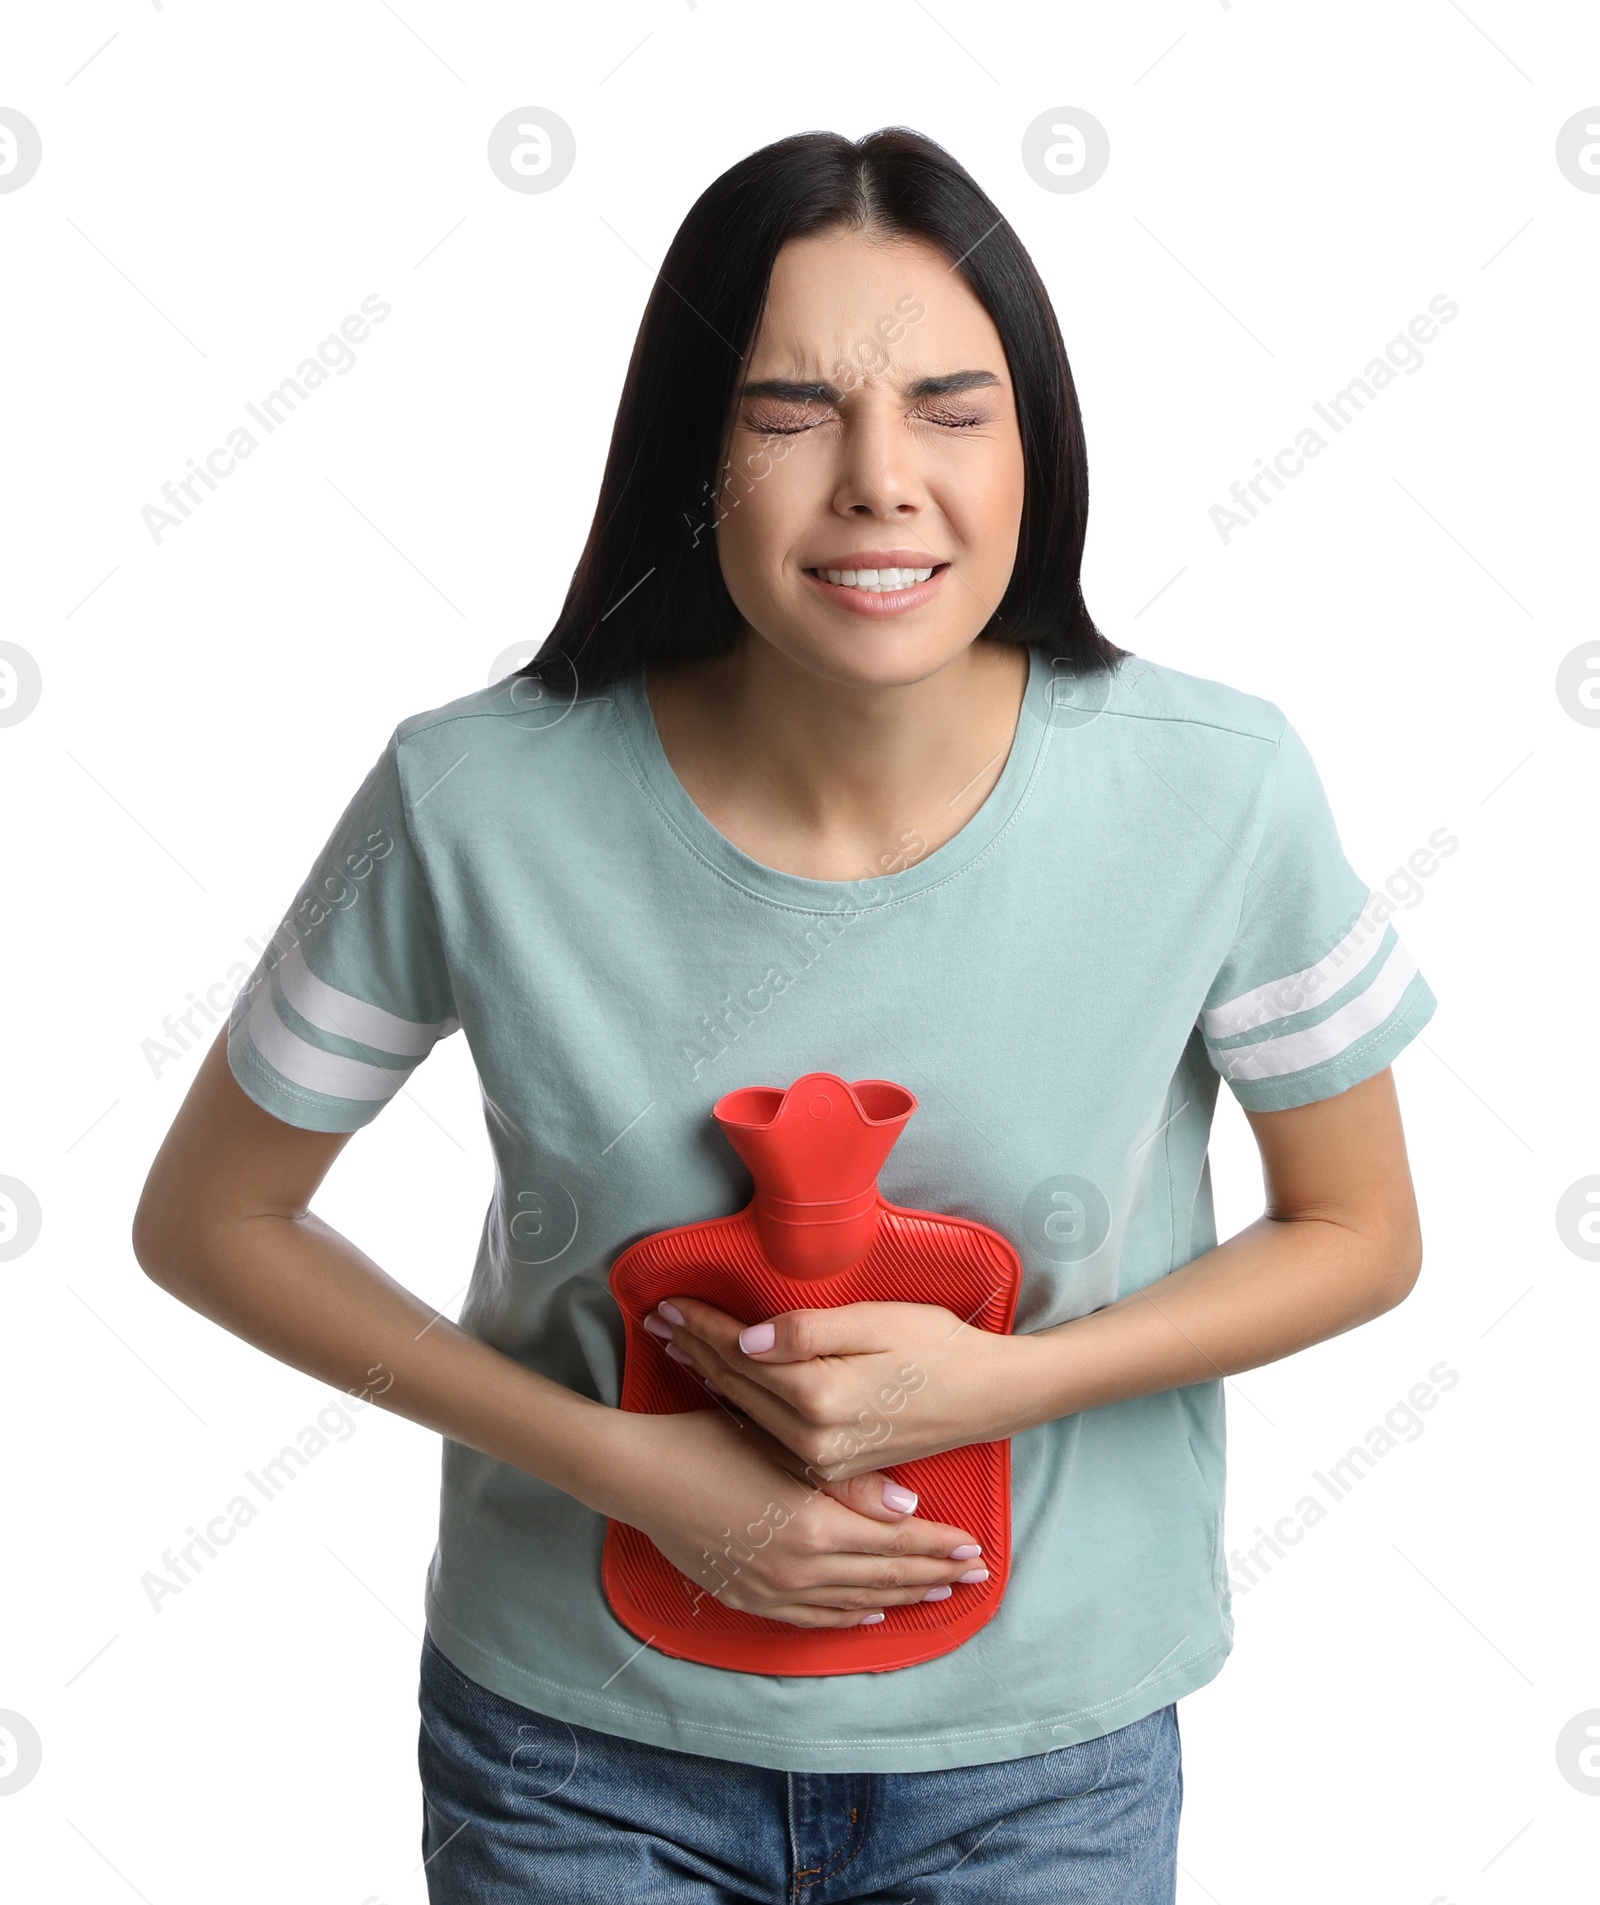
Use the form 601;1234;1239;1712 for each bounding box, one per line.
599;1404;988;1628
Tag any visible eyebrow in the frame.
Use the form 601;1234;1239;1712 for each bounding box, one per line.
737;369;1002;404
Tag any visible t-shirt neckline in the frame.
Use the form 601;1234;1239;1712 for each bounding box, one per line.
610;645;1053;914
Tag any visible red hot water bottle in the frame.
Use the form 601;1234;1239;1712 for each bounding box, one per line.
603;1072;1023;1674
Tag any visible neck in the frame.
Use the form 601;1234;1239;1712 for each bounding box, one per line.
645;635;1030;883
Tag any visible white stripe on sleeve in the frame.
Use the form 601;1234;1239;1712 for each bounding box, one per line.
1211;941;1420;1083
245;981;414;1103
273;940;455;1058
1203;894;1390;1040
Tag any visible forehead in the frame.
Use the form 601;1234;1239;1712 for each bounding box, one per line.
745;228;1006;378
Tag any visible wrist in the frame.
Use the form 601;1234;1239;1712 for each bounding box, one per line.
1001;1324;1085;1433
482;1368;640;1520
552;1399;646;1521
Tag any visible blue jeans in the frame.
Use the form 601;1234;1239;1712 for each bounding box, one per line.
418;1630;1181;1902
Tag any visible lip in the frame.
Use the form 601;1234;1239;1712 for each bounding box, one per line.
807;549;948;571
802;552;950;618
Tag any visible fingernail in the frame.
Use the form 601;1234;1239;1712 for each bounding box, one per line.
703;1378;726;1397
956;1569;990;1584
642;1313;673;1341
857;1611;885;1625
922;1585;953;1602
881;1482;919;1514
739;1323;776;1354
657;1301;686;1326
665;1343;695;1366
948;1544;982;1560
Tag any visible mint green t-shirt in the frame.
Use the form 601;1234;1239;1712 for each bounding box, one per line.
227;646;1436;1772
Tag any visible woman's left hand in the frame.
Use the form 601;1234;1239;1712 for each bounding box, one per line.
644;1297;1046;1482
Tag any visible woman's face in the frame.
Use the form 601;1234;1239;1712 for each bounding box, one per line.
713;228;1027;690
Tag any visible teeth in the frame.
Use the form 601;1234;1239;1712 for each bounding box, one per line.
820;566;936;591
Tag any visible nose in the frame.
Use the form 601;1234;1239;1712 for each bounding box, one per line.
829;389;927;522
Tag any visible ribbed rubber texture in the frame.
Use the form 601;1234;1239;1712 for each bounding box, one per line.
603;1199;1022;1674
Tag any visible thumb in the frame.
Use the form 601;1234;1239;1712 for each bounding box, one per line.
807;1469;984;1558
737;1303;885;1364
824;1468;926;1523
769;1450;924;1524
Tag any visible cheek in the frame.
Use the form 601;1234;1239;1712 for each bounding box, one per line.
717;456;810;584
946;443;1025;572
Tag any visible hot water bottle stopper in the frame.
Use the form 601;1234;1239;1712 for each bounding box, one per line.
602;1072;1023;1674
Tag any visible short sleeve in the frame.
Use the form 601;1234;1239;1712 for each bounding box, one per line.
1199;718;1437;1112
227;736;459;1132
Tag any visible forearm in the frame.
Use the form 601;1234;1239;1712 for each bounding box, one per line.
1009;1209;1421;1432
660;1073;1426;1471
138;1209;626;1515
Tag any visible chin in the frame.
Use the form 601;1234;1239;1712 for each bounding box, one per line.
764;620;982;692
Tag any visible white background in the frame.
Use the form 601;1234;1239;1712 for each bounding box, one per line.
3;3;1597;1901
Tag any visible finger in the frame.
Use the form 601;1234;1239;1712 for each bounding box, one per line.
702;1361;855;1443
749;1436;976;1556
640;1314;775;1409
834;1507;984;1562
753;1574;986;1627
639;1321;768;1417
693;1364;849;1460
787;1553;992;1595
770;1481;982;1564
753;1603;895;1629
650;1296;749;1364
657;1298;896;1367
808;1467;926;1524
730;1302;893;1365
760;1559;992;1618
648;1309;887;1449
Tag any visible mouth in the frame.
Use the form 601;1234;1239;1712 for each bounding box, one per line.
802;559;951;617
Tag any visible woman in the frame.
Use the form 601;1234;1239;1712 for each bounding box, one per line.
134;127;1435;1901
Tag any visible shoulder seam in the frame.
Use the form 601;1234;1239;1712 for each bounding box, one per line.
395;693;619;747
1104;654;1290;745
1100;706;1283;744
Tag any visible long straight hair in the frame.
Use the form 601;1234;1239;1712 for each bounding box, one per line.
525;127;1122;691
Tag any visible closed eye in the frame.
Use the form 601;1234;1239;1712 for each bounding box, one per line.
742;407;996;436
914;408;995;430
745;419;818;436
